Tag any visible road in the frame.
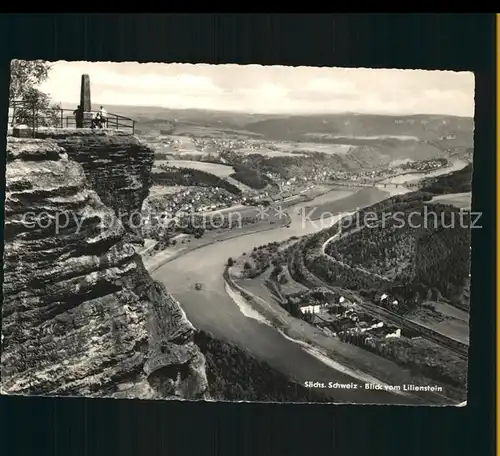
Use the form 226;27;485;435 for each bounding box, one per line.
151;190;431;404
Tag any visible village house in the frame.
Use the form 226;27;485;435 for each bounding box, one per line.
385;328;402;339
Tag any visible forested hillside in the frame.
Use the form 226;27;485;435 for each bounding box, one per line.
319;164;473;311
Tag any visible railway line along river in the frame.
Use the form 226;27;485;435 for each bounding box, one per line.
150;184;455;404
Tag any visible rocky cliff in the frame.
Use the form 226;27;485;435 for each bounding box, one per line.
1;137;208;399
33;129;154;245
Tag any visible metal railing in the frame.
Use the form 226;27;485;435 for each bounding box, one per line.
8;99;135;136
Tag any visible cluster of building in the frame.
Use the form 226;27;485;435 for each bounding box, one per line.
147;186;238;218
190;137;259;154
188;136;307;159
158;136;181;147
144;136;181;152
237;180;315;206
399;158;448;172
439;134;457;140
318;168;382;184
378;293;400;310
297;294;403;341
326;158;448;184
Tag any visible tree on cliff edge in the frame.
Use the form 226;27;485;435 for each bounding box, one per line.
10;60;50;99
10;59;61;127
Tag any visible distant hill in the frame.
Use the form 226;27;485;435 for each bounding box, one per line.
65;104;473;165
66;104;281;128
244;113;473;144
76;104;473;144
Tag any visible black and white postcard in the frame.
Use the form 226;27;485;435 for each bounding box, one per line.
2;61;474;405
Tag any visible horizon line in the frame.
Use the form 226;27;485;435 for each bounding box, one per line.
56;100;474;119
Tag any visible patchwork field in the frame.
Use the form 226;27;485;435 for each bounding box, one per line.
155;159;236;177
303;187;390;221
235;147;306;157
153;159;253;193
407;301;469;344
173;125;263;138
148;185;191;197
430;192;472;210
274;142;352;155
304;133;419;142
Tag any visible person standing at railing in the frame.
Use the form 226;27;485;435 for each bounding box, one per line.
91;111;100;129
73;105;83;128
99;106;108;128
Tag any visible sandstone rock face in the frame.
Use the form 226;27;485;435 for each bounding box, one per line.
1;138;208;400
34;129;154;245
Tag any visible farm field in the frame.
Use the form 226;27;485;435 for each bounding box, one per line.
173;125;263;138
430;192;472;210
434;302;470;321
148;185;191;197
155;160;236;177
303;187;390;221
304;133;419;142
235;147;306;157
407;302;469;345
274;142;352;155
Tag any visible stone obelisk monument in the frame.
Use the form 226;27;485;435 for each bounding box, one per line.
80;74;92;127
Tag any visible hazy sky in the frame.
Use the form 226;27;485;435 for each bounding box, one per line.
38;61;475;116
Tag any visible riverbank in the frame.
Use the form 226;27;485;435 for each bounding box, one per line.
378;159;469;185
225;264;456;405
149;183;463;405
143;184;337;272
144;211;292;273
